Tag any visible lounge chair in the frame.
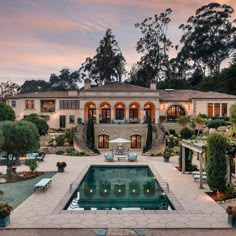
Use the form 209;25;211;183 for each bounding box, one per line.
193;174;207;182
191;171;207;176
128;153;137;162
105;152;114;162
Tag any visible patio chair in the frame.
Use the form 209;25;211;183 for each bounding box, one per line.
36;152;46;162
128;153;137;162
105;152;114;162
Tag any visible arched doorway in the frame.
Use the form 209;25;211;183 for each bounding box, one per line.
129;102;140;123
144;102;155;123
114;102;125;120
99;102;111;123
84;102;96;121
98;135;109;148
131;135;141;148
167;105;185;122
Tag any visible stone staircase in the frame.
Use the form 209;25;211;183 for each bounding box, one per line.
148;123;166;153
73;124;90;153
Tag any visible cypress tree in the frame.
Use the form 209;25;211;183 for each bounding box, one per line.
146;116;152;150
206;133;227;192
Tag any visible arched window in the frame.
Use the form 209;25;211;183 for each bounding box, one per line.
98;135;109;148
131;135;141;148
167;105;185;121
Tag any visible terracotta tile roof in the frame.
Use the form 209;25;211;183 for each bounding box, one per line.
12;91;78;99
85;82;155;92
159;89;236;101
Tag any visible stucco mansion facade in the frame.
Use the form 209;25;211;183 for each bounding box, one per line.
6;80;236;149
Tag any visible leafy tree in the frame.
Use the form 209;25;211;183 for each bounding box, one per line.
179;3;236;77
0;81;20;100
20;80;50;94
0;120;39;173
177;116;189;127
0;102;15;121
79;29;126;85
23;113;49;136
135;8;173;82
207;133;227;192
49;69;80;90
146;117;153;150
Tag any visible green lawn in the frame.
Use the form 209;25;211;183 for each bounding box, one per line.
0;172;56;209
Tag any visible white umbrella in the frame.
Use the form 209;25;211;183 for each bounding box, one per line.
109;138;131;143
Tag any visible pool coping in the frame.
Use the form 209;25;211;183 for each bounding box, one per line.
53;163;185;215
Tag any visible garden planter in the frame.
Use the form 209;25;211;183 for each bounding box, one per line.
163;157;170;163
57;167;65;172
0;216;10;227
228;215;236;227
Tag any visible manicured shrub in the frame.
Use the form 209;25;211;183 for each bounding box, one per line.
55;135;65;146
56;150;64;155
207;119;225;129
180;127;194;139
206;133;227;192
65;127;75;145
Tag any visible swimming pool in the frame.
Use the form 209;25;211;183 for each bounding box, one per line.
65;165;174;211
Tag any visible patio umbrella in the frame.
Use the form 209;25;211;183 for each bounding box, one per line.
109;138;131;144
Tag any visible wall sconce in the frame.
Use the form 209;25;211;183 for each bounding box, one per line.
163;104;166;110
118;104;121;108
187;103;191;110
102;128;105;132
132;105;136;108
134;128;138;132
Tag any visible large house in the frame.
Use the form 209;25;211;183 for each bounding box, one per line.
6;80;236;149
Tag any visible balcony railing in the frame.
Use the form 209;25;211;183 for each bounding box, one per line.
41;107;55;113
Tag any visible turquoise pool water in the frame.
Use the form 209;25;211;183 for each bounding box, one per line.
65;165;174;211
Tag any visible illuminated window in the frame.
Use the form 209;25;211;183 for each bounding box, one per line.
207;103;213;116
214;103;220;116
25;100;34;109
98;135;109;148
131;135;141;148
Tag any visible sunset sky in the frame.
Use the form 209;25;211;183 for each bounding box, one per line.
0;0;235;85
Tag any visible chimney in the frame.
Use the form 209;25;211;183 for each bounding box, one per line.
68;90;78;96
150;80;156;90
84;78;91;90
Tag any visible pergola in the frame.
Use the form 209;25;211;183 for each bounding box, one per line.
180;139;206;189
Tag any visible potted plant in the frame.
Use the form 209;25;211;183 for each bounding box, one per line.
226;205;236;227
163;148;172;162
0;203;13;227
56;161;67;172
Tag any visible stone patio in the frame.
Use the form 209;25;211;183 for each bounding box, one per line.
0;152;231;229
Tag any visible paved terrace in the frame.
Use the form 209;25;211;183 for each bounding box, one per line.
0;152;231;229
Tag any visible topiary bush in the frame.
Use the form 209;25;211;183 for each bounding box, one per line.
92;147;100;154
180;127;194;139
206;133;227;193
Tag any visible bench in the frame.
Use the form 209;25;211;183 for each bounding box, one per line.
34;178;52;193
193;174;207;182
